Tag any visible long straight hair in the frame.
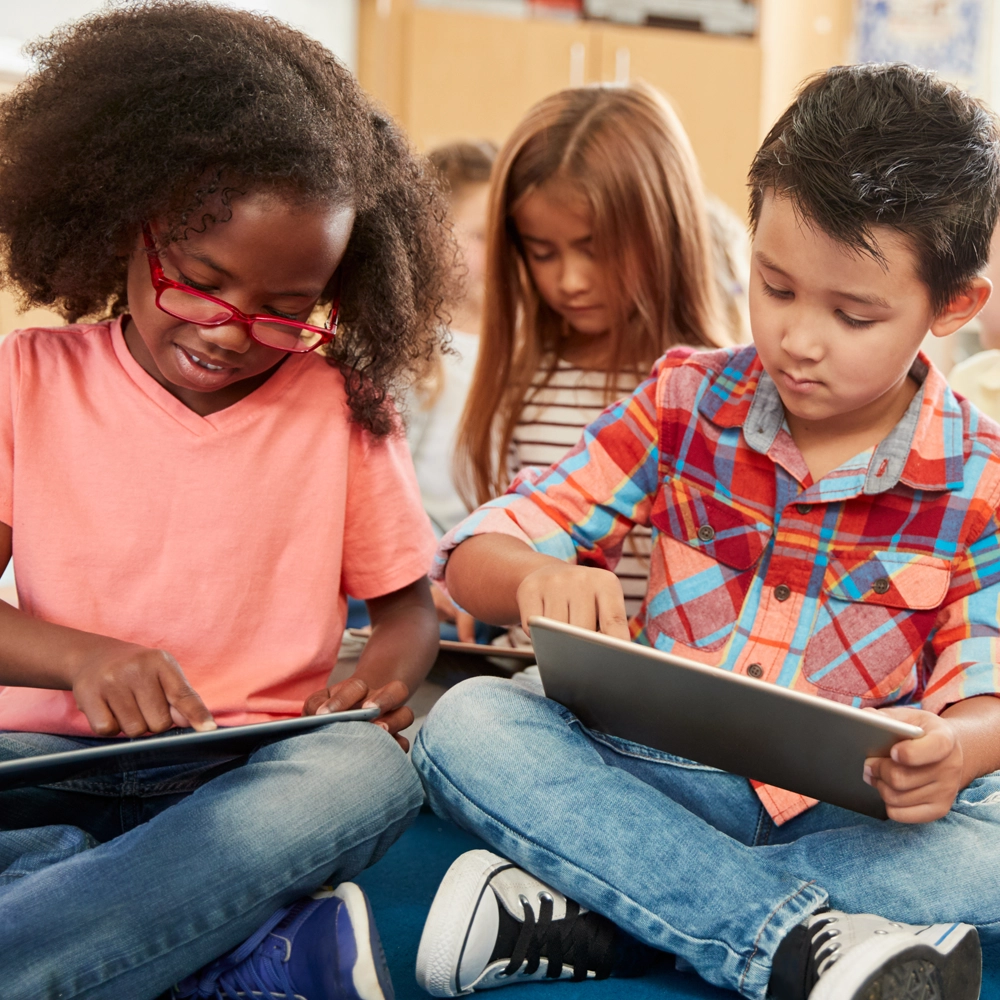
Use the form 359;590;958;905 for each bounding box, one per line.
455;82;725;508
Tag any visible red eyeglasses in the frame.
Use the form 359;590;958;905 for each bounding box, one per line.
142;224;340;354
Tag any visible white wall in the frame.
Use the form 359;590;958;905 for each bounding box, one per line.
0;0;358;81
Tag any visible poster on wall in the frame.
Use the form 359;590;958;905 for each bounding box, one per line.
854;0;991;98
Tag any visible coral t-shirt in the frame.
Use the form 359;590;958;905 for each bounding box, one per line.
0;319;436;734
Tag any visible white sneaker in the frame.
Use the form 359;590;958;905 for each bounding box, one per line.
796;910;981;1000
415;850;617;997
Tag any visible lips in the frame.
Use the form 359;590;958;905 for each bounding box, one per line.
179;345;234;371
780;370;822;393
173;343;239;388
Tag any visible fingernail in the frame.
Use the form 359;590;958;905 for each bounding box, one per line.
362;700;379;709
863;765;873;785
202;721;218;731
891;746;900;762
376;721;389;731
317;705;331;715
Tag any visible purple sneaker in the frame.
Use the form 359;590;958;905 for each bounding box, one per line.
173;883;395;999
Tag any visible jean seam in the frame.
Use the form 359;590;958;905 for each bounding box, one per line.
417;734;754;971
737;880;822;995
582;726;722;771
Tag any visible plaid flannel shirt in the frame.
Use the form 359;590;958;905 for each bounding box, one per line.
434;346;1000;824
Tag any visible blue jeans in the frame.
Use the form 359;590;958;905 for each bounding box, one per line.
0;722;424;1000
412;675;1000;999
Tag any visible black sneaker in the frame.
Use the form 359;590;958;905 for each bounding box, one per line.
769;909;981;1000
415;850;617;996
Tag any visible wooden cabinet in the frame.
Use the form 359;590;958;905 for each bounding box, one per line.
358;0;852;217
597;25;760;213
405;10;600;152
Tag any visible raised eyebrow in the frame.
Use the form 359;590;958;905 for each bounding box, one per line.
755;251;890;310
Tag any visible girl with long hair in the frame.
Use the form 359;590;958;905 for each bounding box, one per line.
456;82;725;619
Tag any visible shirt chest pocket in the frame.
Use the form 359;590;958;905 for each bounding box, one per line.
647;480;771;651
802;550;951;700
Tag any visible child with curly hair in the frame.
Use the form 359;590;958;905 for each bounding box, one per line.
0;3;452;998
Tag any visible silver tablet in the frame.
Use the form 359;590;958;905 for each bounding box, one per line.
0;707;380;792
529;616;923;819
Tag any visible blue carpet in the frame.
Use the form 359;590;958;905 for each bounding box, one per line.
356;810;1000;999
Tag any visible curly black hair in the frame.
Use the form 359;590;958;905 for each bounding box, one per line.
0;1;454;434
749;63;1000;314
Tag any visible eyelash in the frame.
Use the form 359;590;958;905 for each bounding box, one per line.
179;271;299;320
760;280;877;329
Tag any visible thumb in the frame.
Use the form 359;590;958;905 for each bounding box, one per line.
161;666;216;732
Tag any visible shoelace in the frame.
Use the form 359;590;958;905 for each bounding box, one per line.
172;899;309;1000
503;892;616;982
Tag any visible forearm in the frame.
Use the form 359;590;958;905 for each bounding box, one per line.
445;534;562;625
942;695;1000;785
0;599;116;689
354;576;439;694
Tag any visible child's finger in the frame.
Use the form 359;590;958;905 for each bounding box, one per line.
132;684;175;734
362;679;410;715
159;667;216;732
374;705;414;736
106;690;149;738
865;756;943;792
596;586;630;641
318;676;369;715
891;727;952;768
75;689;121;737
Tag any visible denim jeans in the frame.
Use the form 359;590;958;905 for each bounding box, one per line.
412;675;1000;1000
0;721;424;1000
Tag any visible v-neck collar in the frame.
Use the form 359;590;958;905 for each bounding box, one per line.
110;317;310;436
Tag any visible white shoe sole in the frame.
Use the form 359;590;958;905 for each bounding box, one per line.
415;850;514;997
810;923;981;1000
323;883;394;1000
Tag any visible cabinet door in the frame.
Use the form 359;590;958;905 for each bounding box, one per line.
598;25;761;217
403;9;600;150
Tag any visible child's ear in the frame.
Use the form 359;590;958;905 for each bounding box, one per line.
928;277;992;338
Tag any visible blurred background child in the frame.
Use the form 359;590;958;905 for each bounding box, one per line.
408;140;497;642
409;140;497;538
455;82;726;626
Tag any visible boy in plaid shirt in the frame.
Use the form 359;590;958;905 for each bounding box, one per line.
413;64;1000;1000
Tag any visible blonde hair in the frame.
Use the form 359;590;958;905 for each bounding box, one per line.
456;82;724;507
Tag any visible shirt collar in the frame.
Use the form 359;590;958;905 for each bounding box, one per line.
699;348;965;494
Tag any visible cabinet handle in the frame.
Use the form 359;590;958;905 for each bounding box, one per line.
569;42;585;86
615;46;630;84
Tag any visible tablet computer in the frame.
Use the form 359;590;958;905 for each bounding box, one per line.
529;616;923;819
0;707;380;792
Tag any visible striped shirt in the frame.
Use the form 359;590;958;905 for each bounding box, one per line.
436;345;1000;824
512;360;652;617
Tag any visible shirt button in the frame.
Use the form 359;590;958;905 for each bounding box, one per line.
795;503;811;515
774;583;791;602
696;525;715;542
872;577;891;595
747;663;764;678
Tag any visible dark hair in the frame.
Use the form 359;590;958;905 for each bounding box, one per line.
748;63;1000;312
0;1;453;435
427;141;497;199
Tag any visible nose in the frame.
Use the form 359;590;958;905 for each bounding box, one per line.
195;321;253;355
558;254;592;298
779;313;824;363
